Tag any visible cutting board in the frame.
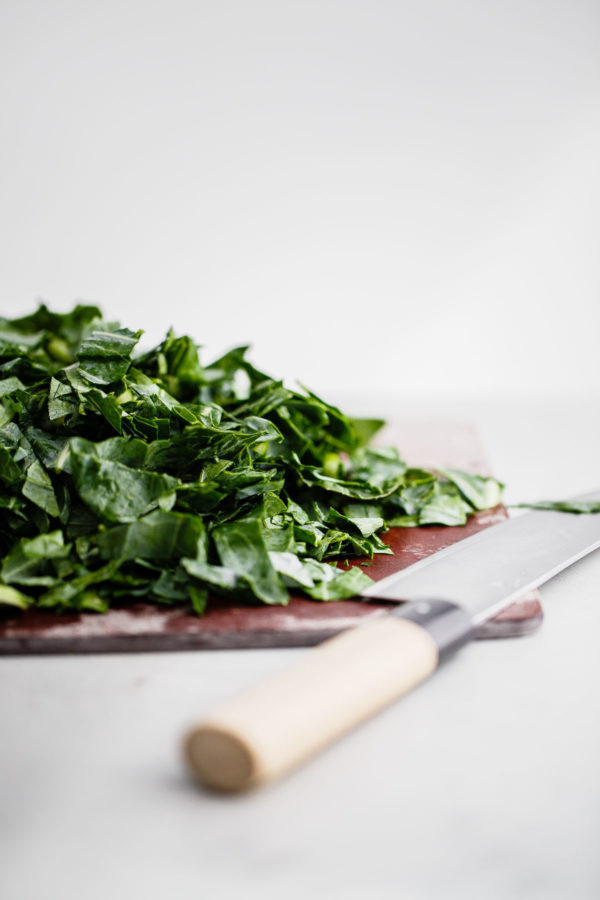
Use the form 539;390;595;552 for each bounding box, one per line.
0;421;542;654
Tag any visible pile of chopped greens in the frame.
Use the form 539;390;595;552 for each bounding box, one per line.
0;304;504;616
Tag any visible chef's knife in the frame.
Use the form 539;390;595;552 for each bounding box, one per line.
184;493;600;792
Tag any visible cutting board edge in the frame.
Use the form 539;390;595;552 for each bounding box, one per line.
0;593;544;656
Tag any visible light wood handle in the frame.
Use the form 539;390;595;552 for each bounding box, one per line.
184;616;440;792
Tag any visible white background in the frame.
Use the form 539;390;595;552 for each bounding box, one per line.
2;6;600;899
1;0;599;400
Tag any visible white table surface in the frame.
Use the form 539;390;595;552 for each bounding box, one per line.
2;394;600;900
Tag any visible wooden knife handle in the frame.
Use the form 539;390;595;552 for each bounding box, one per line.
184;600;473;792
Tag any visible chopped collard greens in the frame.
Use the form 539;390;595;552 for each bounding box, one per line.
0;304;505;615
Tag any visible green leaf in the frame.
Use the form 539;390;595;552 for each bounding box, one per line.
350;417;385;446
417;482;472;526
0;584;31;610
78;591;109;613
48;377;78;421
514;500;600;514
437;468;503;511
268;551;373;599
298;462;404;501
349;446;407;489
76;326;142;385
212;518;288;605
189;584;208;616
0;376;26;396
22;459;60;517
268;551;319;588
70;438;177;522
93;510;206;562
37;561;120;608
327;508;385;538
304;564;374;601
0;446;23;486
181;558;240;593
86;389;124;433
1;531;70;585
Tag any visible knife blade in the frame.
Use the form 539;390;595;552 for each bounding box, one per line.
363;490;600;623
184;492;600;792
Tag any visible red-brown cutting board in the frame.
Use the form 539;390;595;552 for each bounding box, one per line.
0;422;542;654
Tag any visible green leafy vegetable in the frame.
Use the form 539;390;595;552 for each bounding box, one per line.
0;584;31;609
212;518;288;606
514;500;600;514
437;468;504;511
70;437;178;522
0;302;506;616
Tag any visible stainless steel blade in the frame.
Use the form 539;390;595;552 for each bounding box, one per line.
361;490;600;624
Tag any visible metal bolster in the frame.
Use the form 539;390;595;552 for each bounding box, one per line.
379;598;475;660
